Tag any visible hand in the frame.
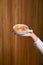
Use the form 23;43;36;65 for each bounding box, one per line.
22;32;38;42
22;32;33;37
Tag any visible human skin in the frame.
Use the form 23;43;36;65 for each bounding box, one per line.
23;32;38;42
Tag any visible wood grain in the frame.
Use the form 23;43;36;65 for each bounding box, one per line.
0;0;43;65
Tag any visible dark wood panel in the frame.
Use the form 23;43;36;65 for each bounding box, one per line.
0;0;43;65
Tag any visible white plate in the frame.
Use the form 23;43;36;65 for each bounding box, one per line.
13;24;33;35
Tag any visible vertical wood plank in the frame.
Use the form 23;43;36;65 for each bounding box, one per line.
0;0;3;65
2;0;11;65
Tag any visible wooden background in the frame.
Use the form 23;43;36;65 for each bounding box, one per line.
0;0;43;65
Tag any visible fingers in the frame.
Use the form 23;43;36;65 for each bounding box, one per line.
21;33;31;36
